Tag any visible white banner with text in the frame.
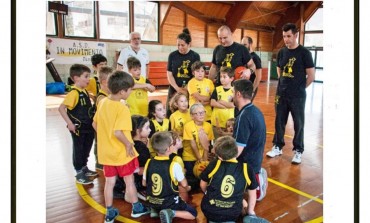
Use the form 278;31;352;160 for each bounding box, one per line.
46;38;107;64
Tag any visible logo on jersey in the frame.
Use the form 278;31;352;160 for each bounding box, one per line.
282;57;296;78
177;60;191;78
221;53;234;67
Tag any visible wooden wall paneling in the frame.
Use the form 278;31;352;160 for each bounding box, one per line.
232;28;242;43
259;31;273;51
162;7;185;45
207;24;220;48
188;15;206;48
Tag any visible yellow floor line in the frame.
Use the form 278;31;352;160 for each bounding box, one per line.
268;178;323;204
305;216;323;223
76;183;140;223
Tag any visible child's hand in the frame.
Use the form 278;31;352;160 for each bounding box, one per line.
67;123;76;133
146;84;156;92
125;143;135;157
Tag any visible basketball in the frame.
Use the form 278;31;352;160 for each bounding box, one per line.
193;160;209;178
234;66;247;80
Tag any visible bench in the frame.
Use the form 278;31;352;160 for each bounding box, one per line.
148;61;168;87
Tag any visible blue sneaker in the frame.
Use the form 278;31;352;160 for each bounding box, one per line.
243;214;270;223
131;203;150;218
104;207;119;223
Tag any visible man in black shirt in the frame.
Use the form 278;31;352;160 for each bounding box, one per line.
266;23;315;164
241;36;262;102
209;25;256;86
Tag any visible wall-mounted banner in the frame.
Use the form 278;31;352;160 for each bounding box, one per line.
46;38;107;65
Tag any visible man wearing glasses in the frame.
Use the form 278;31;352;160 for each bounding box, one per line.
117;32;150;79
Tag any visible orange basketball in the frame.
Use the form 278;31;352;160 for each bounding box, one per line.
193;160;209;178
234;66;247;80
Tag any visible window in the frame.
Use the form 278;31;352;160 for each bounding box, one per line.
99;1;129;40
46;2;57;36
304;33;323;48
134;2;158;42
304;7;323;82
305;8;323;31
46;1;159;42
64;1;95;38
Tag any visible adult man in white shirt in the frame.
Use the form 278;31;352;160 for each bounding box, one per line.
117;32;150;78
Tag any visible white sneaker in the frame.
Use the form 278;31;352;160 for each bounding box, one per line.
257;168;268;201
291;151;302;164
266;145;282;158
150;208;159;218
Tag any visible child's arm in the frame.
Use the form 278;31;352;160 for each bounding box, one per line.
210;98;227;108
217;100;235;108
133;83;155;92
191;92;210;105
200;180;207;193
92;121;97;132
58;104;76;133
198;128;210;158
190;140;202;161
178;178;191;192
114;130;135;157
247;189;257;215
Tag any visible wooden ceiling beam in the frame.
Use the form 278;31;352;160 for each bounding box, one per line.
211;1;236;6
225;2;253;32
170;1;224;24
272;1;323;51
239;22;275;33
253;7;287;17
159;2;172;27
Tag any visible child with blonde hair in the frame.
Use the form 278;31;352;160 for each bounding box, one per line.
169;92;192;157
182;103;214;188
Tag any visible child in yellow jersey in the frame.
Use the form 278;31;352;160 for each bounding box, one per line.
92;71;150;222
93;65;114;171
58;64;97;185
210;66;235;139
126;56;155;116
187;61;214;122
96;65;127;199
182;103;214;189
85;54;107;102
147;100;170;157
169;92;192;157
